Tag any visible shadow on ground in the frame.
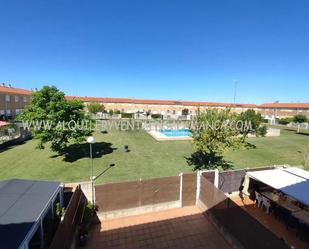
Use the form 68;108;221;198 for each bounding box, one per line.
186;151;234;171
297;132;309;136
60;142;117;162
244;142;257;149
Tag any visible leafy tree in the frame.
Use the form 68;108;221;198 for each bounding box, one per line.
238;109;265;137
293;114;308;124
87;102;104;114
188;108;245;170
293;114;308;133
18;86;93;154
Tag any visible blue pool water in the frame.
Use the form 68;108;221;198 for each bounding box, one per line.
159;129;191;137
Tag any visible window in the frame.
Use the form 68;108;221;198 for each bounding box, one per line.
23;96;27;102
6;109;11;115
0;110;4;115
15;95;19;102
5;95;10;102
16;109;22;115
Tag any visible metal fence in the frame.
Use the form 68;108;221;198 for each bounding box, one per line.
181;173;197;206
198;173;290;249
95;175;181;212
49;186;87;249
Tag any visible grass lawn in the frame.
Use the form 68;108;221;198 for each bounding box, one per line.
0;129;308;184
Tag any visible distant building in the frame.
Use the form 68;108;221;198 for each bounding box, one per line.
0;84;309;119
259;102;309;119
0;84;32;120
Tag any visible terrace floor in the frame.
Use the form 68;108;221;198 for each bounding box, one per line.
82;206;232;249
232;195;308;249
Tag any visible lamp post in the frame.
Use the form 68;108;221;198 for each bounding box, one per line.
87;136;95;206
233;79;238;105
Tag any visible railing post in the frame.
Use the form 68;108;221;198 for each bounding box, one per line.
214;169;219;188
196;170;201;205
93;181;96;207
59;183;64;207
179;173;183;207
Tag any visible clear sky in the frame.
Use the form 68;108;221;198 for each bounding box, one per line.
0;0;308;104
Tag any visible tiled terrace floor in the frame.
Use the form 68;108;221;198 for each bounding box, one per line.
83;206;232;249
233;196;308;249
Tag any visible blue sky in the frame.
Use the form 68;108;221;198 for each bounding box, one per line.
0;0;308;103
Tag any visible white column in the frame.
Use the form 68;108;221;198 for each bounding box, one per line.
40;217;44;249
179;173;183;207
59;183;64;207
214;169;219;188
195;170;201;205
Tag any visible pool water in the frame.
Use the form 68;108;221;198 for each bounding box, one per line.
159;129;191;137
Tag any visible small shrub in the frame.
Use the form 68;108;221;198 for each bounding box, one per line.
55;202;65;218
278;117;293;125
256;125;267;137
121;113;134;118
151;114;162;119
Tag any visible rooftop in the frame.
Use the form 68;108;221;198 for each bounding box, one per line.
1;85;309;109
0;179;60;249
0;85;32;95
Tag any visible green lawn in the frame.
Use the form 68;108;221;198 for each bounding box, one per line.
0;129;308;184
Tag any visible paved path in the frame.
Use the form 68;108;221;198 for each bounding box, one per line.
83;206;231;249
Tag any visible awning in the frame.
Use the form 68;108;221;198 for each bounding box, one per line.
283;167;309;180
247;168;309;206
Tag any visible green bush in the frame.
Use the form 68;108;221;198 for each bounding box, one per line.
278;117;293;125
151;114;162;119
257;125;268;137
121;113;134;118
55;202;65;218
293;114;308;123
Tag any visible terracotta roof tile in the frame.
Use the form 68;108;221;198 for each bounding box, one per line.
3;86;307;109
0;85;32;95
259;103;309;109
66;96;257;108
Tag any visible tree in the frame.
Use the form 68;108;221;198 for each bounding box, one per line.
19;86;93;154
87;102;104;114
293;114;307;123
188;108;245;170
238;109;266;137
293;114;308;133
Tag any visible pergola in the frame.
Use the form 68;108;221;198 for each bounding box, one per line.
246;167;309;206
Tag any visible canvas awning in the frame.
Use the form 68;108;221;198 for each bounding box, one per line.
247;167;309;206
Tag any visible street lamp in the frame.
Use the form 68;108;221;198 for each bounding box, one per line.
87;136;95;206
233;79;239;105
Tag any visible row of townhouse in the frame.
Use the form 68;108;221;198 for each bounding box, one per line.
0;84;31;119
66;96;258;116
1;84;309;120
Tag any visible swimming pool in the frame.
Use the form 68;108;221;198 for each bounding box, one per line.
159;129;191;137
